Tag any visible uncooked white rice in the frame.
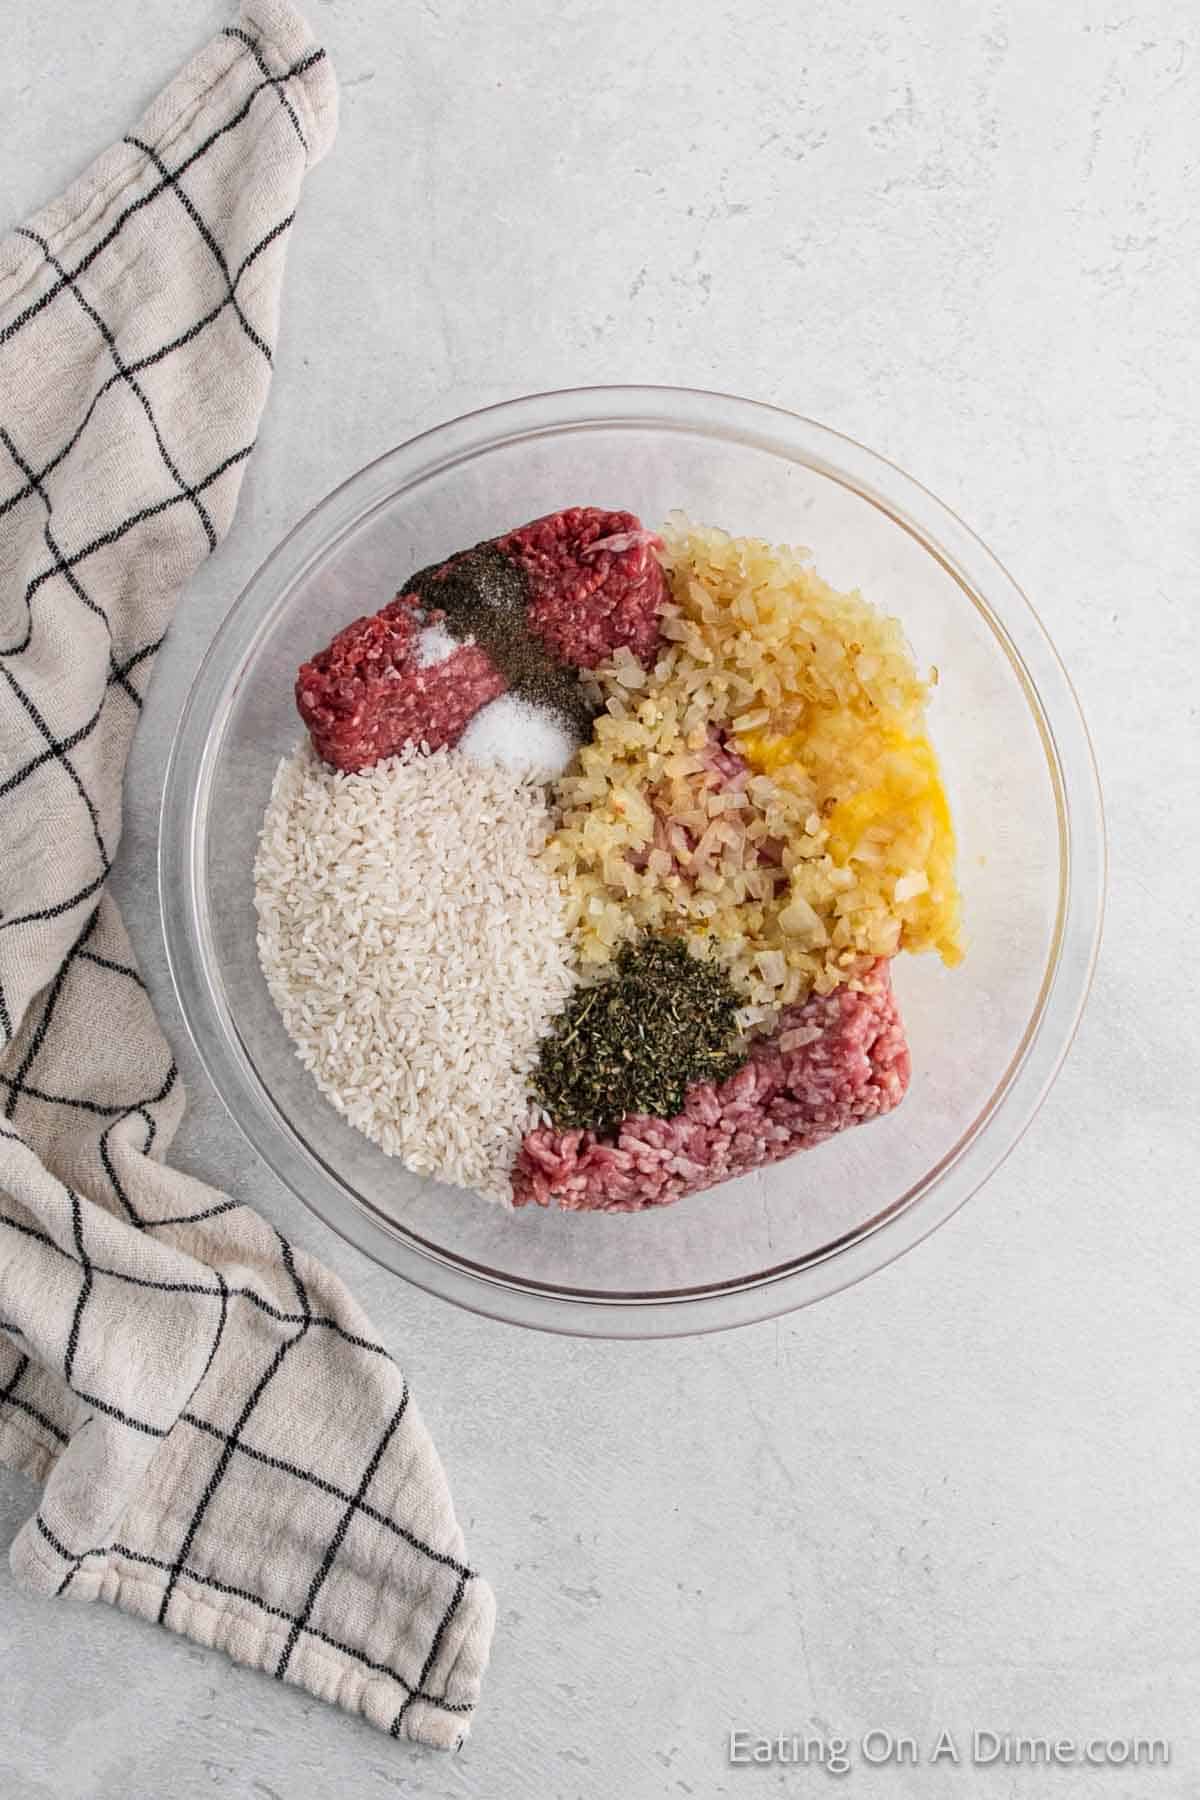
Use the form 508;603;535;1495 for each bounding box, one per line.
253;740;576;1202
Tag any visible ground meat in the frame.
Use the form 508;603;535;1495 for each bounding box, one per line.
295;595;505;772
297;507;666;772
498;508;665;667
511;962;910;1212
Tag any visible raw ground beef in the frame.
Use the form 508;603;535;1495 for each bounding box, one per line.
296;508;666;772
512;962;910;1212
498;507;665;667
295;594;504;772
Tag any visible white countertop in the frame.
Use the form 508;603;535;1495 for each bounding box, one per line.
2;3;1197;1796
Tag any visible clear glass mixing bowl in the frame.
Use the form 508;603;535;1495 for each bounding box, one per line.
159;387;1104;1337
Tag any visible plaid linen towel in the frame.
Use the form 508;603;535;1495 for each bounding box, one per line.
0;1;493;1749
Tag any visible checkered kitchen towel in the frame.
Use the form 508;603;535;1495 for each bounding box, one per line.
0;1;493;1749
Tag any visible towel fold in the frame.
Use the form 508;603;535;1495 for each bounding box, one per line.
0;1;494;1749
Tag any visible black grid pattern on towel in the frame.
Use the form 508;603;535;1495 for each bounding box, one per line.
0;17;484;1745
0;1182;480;1724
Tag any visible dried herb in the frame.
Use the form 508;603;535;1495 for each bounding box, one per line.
403;545;594;735
531;935;747;1131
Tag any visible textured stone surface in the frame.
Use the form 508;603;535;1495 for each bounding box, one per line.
2;1;1198;1795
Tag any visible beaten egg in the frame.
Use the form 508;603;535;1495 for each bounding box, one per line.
738;724;963;965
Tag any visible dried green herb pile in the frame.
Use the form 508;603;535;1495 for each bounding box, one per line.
531;935;747;1131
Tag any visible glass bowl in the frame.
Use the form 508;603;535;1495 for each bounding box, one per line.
159;386;1104;1337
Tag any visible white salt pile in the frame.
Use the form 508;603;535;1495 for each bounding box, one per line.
414;620;465;667
458;694;579;777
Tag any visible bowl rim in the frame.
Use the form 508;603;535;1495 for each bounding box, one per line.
159;383;1106;1338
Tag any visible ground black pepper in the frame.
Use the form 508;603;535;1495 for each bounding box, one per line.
531;935;748;1131
402;544;595;735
